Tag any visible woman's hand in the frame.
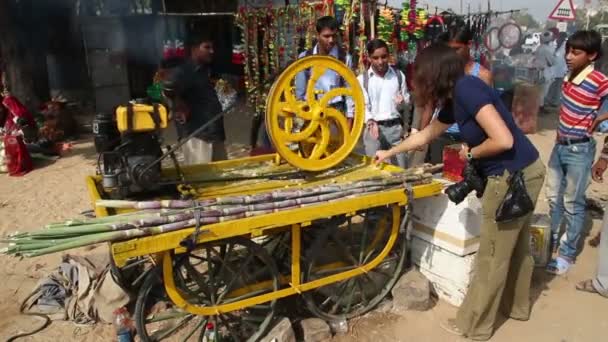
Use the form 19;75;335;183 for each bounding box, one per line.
592;159;608;183
458;144;470;161
375;150;393;164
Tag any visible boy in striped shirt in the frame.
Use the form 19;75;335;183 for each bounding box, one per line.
546;30;608;275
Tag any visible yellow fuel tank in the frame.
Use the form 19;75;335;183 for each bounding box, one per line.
116;104;168;133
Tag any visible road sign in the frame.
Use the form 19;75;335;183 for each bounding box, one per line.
548;0;576;21
556;22;568;32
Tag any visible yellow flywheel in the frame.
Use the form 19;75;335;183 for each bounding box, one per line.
266;55;365;171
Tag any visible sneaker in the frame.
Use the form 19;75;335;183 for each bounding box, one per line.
546;256;572;275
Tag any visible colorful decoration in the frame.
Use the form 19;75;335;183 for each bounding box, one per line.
235;3;331;112
377;7;395;45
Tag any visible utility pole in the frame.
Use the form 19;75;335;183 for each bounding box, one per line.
460;0;463;14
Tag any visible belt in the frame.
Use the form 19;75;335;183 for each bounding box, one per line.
557;137;590;145
376;118;402;127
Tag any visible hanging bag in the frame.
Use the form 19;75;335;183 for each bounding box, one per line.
495;170;534;223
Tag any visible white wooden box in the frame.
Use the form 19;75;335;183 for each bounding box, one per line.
410;236;476;306
411;192;482;256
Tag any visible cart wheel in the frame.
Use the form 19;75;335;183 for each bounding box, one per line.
134;237;279;342
302;205;405;321
110;256;153;296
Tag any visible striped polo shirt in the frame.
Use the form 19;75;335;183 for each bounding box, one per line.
558;65;608;139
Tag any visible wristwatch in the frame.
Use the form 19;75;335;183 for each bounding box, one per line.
466;150;474;161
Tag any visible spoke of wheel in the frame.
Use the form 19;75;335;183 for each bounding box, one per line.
275;118;319;143
355;278;370;307
215;249;257;304
284;116;294;133
283;87;298;109
319;279;350;310
309;122;330;160
358;219;370;264
318;87;352;108
208;246;239;279
343;277;358;314
151;315;194;341
330;278;356;314
205;247;217;305
179;317;207;342
276;101;297;116
347;217;355;247
305;65;328;103
330;234;359;267
182;262;210;295
326;107;351;140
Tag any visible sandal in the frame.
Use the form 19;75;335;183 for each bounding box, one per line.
546;257;572;275
576;279;598;294
439;318;463;337
589;233;601;248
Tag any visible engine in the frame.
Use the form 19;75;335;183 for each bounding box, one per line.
93;103;167;199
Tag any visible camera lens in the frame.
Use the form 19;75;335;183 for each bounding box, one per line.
445;181;472;204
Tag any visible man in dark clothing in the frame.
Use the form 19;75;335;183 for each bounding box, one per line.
164;34;226;165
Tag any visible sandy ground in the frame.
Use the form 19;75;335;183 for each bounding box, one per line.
1;110;608;341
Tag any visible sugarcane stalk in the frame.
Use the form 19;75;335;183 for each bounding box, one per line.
5;171;438;257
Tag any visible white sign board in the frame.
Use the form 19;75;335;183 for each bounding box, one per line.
556;21;568;32
548;0;576;21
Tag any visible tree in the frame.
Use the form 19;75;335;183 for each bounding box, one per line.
0;0;49;108
512;12;540;30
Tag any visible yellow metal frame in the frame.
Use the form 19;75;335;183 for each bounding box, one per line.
87;154;443;316
162;205;400;315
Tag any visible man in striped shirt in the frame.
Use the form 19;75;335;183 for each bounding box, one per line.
546;30;608;275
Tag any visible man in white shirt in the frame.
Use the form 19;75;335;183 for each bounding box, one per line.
295;16;354;118
358;39;409;168
534;31;557;112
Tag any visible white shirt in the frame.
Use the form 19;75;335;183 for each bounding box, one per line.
534;44;556;80
552;43;568;79
357;66;410;123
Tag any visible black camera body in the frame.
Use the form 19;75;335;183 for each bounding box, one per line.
445;162;487;204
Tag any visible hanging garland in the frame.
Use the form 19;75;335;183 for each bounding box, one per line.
377;7;395;46
235;2;331;113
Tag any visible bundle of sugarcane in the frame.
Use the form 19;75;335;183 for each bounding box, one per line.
2;164;441;258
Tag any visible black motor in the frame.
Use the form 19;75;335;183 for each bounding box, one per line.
95;104;165;199
93;111;120;153
445;162;487;204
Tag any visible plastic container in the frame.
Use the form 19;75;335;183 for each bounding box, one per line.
115;103;168;133
113;307;133;342
202;322;216;342
442;144;466;182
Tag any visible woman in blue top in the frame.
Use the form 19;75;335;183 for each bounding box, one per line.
419;25;494;164
376;45;546;341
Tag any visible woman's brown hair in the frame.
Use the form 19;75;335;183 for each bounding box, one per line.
413;44;465;108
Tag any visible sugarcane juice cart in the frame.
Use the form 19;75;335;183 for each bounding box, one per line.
86;56;442;341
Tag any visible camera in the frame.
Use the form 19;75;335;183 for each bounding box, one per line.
445;162;487;204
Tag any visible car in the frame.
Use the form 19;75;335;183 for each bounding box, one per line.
522;32;541;53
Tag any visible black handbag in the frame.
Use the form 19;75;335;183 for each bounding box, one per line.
495;170;534;223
